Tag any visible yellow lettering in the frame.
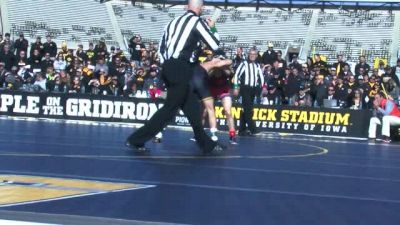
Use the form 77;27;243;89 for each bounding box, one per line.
317;112;325;124
335;113;350;125
289;111;300;122
231;107;242;120
325;113;335;124
253;108;259;120
214;106;224;119
309;112;318;123
281;110;290;122
266;109;277;121
258;109;267;120
298;111;308;123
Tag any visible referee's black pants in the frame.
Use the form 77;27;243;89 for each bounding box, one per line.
239;85;257;133
127;58;216;152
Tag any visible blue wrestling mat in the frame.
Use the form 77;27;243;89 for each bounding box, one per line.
0;117;399;225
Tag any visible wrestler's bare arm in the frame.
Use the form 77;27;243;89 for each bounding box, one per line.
201;58;233;72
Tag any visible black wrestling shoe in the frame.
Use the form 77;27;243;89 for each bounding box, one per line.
125;141;149;152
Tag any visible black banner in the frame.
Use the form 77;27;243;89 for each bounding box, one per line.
0;91;371;138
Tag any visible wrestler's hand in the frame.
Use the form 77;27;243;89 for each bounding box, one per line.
206;18;216;28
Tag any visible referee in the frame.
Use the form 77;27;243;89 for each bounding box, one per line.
233;49;264;136
126;0;224;154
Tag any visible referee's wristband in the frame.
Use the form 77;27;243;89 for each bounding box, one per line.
210;27;217;33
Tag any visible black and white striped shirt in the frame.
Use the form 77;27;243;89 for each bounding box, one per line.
234;61;264;87
158;10;220;64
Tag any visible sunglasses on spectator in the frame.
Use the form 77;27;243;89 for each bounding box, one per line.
328;89;335;91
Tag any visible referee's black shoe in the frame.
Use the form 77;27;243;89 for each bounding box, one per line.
125;141;149;152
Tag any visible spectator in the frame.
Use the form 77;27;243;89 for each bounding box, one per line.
355;55;370;77
0;62;7;88
30;37;44;57
133;67;146;91
64;50;75;66
129;34;145;66
333;54;349;77
378;60;386;76
349;89;364;110
283;67;302;105
95;57;108;74
288;54;302;72
340;64;352;78
53;54;67;72
43;35;57;58
41;53;54;72
53;71;70;93
324;86;339;108
33;72;47;92
21;73;35;92
276;50;287;69
391;59;400;87
108;46;117;63
75;44;86;62
29;49;42;70
261;83;281;105
0;33;14;53
144;66;164;98
261;42;276;66
0;44;15;70
334;77;349;107
294;85;312;107
94;39;108;60
233;47;246;70
311;74;328;107
98;69;112;95
368;92;400;143
58;42;69;59
69;76;83;94
14;33;29;56
85;43;96;65
109;76;123;96
312;54;328;76
15;50;28;69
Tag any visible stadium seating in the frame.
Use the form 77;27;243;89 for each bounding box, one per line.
6;0;120;48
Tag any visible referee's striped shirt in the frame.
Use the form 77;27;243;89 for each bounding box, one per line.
234;61;264;87
158;10;220;64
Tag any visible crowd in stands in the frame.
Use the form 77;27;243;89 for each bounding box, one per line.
1;32;400;110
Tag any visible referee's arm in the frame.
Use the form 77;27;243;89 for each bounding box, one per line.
233;62;245;87
195;19;220;50
258;66;265;87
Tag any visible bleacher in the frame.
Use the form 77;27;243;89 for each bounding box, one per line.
311;9;394;63
6;0;120;49
2;0;399;64
111;2;311;54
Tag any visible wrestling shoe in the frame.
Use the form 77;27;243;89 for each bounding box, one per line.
382;136;392;144
229;136;238;145
210;133;219;142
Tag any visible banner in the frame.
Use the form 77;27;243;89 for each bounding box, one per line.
0;91;371;138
